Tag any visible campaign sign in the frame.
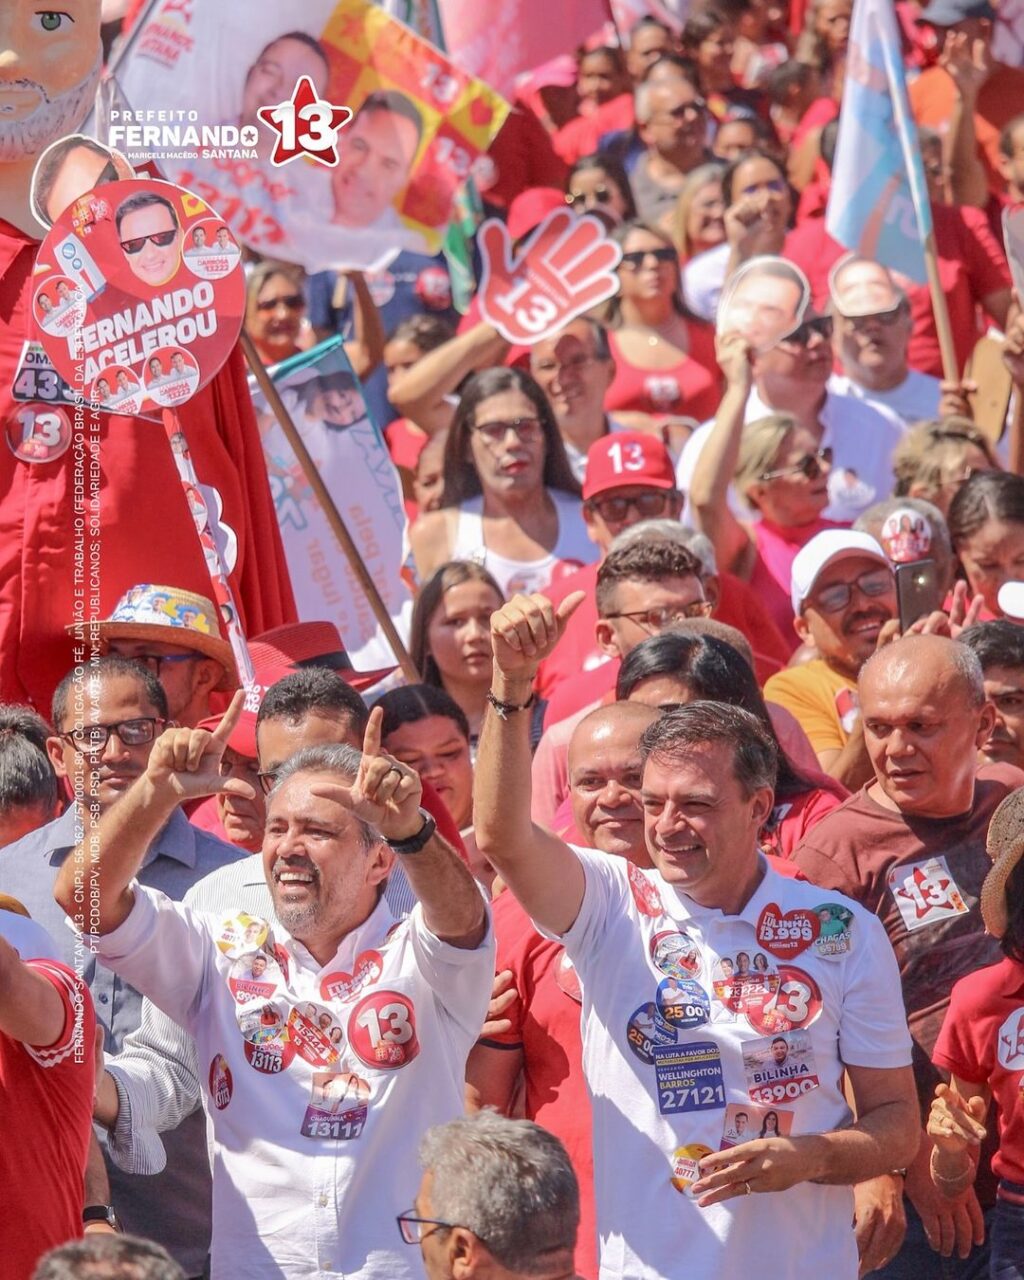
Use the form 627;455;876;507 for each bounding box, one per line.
32;178;244;414
653;1040;726;1114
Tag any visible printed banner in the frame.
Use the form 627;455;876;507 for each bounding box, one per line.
101;0;509;272
1003;205;1024;302
248;339;412;670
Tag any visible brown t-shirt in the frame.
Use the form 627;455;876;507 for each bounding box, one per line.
791;768;1023;1111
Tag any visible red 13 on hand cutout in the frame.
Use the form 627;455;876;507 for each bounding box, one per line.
477;209;622;346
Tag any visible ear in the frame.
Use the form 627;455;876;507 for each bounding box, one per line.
975;701;998;748
46;734;68;780
196;658;225;695
450;1227;485;1279
702;572;721;611
583;503;603;548
366;841;396;889
751;785;775;829
595;618;620;657
792;611;811;647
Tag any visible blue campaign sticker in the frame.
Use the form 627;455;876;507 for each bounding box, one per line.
625;1002;678;1066
656;977;711;1029
653;1040;726;1114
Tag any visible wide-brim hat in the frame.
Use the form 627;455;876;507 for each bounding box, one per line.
980;787;1024;938
66;583;237;691
247;621;394;693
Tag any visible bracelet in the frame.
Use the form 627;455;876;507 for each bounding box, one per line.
486;689;536;720
930;1148;973;1188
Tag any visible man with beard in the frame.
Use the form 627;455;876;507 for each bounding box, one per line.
959;621;1024;774
55;697;492;1280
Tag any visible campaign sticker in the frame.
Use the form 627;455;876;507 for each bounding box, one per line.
97;364;144;414
6;404;72;463
997;1008;1024;1071
670;1143;715;1196
650;930;702;980
880;509;933;563
554;949;582;1003
742;1030;819;1105
288;1003;345;1067
711;953;778;1015
216;912;268;959
300;1070;370;1141
720;1103;793;1149
653;1041;726;1114
744;966;822;1035
888;857;970;932
320;950;384;1004
347;990;420;1070
237;999;289;1046
628;862;664;918
228;950;283;1005
181;219;242;281
625;1002;678;1066
656;978;711;1030
813;903;854;958
208;1054;233;1110
834;686;859;734
756;903;819;960
143;345;200;407
243;1037;296;1075
33;277;86;336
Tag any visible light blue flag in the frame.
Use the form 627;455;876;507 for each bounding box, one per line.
825;0;934;283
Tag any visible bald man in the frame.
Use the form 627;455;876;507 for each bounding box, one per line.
467;701;658;1280
793;634;1024;1276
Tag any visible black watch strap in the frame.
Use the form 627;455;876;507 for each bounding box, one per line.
83;1204;120;1229
383;808;436;855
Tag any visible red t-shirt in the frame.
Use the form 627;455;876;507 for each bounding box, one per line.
483;108;569;211
1;960;96;1280
604;326;721;425
934;956;1024;1189
553;94;635;166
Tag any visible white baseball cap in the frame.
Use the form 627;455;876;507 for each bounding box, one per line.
791;530;890;615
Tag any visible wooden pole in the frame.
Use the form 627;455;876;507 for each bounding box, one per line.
921;228;960;386
240;331;421;685
1007;389;1024;478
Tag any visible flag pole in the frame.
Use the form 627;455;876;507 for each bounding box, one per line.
921;229;960;385
240;331;421;685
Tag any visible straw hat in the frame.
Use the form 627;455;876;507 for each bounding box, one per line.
980;787;1024;938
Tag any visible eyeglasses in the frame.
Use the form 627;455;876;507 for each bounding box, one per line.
667;98;707;120
127;653;203;676
737;177;787;199
256;293;305;313
620;247;677;270
397;1212;465;1245
472;417;542;445
604;601;713;633
778;315;833;348
842;304;906;330
586;490;676;522
759;446;832;482
567;187;614;207
119;229;178;254
61;717;166;755
809;567;893;614
257;768;280;796
532;354;600;377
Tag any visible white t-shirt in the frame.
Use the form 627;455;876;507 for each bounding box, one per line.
828;370;941;429
91;886;494;1280
540;850;911;1280
682;242;730;322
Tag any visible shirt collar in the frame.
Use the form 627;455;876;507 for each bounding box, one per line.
0;215;39;277
660;854;774;926
281;893;397;974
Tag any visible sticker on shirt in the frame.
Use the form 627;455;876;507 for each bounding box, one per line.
555;949;582;1003
208;1054;233;1110
625;1002;678;1066
756;903;819;960
347;990;420;1070
228;949;284;1004
653;1041;726;1114
300;1070;370;1141
880;508;933;563
656;977;710;1030
669;1143;715;1197
997;1008;1024;1070
812;903;854;958
628;862;664;917
888;857;970;932
712;953;779;1015
650;930;702;980
744;966;822;1035
288;1003;345;1067
319;950;384;1004
834;687;859;734
238;1000;297;1074
742;1030;819;1105
6;404;72;464
216;912;269;959
719;1103;793;1149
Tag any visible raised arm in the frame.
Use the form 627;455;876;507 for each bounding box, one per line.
473;592;587;937
341;271;386;381
388;321;510;424
0;935;68;1047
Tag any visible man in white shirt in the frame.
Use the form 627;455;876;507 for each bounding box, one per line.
55;697;493;1280
827;255;941;427
474;590;920;1280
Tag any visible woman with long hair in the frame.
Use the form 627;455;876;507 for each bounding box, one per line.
671;163;727;263
948;471;1024;621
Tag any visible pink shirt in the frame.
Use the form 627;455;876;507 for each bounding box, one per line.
751;517;846;647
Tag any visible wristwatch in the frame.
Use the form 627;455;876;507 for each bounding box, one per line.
383;809;436;855
83;1204;120;1230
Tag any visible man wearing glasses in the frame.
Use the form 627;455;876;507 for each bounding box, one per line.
0;655;245;1277
115;192;183;290
631;68;711;223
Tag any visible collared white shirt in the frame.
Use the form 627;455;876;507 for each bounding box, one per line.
91;884;493;1279
539;850;911;1280
828;370;941;430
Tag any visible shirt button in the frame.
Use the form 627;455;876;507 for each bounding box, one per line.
318;1195;328;1208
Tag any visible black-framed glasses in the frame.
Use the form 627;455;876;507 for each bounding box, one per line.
779;315;833;348
809;567;893;615
257;768;280;796
256;293;305;313
567;187;613;207
472;417;542;445
127;653;203;676
759;447;833;482
120;229;178;254
61;717;166;756
397;1211;464;1245
842;304;907;331
586;490;676;523
605;601;713;633
620;246;677;270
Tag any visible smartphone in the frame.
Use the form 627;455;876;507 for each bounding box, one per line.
895;559;941;631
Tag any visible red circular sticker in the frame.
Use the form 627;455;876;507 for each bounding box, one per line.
320;950;384;1003
32;177;244;414
288;1003;345;1067
347;990;420;1070
755;902;820;960
554;949;582;1003
744;965;823;1034
208;1054;233;1109
6;404;71;463
243;1037;296;1075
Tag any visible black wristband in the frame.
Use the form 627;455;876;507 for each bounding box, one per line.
83;1205;120;1230
486;688;536;720
383;808;436;854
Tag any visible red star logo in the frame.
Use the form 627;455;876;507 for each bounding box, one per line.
257;75;352;168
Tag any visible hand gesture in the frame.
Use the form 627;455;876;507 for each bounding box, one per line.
724;190;780;257
477;210;621;346
715;329;754;391
938;378;977;420
690;1136;810;1206
927;1082;987;1156
940;28;990;101
309;706;422;842
145;691;253;803
490;591;586;680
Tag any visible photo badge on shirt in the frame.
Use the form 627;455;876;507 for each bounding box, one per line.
888;856;970;932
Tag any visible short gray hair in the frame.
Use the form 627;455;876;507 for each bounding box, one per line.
639;701;778;796
610;521;717;575
32;1234;185;1279
269;744;382;848
419;1112;579;1274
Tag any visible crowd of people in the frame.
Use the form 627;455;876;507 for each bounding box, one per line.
4;0;1024;1277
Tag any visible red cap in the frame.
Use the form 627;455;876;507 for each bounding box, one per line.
507;188;567;244
198;664;294;759
582;432;678;500
247;622;395;693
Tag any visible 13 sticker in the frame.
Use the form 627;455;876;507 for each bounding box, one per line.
888;857;969;932
347;990;420;1070
744;966;822;1035
756;903;819;959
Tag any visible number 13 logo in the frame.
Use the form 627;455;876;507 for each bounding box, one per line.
348;990;420;1070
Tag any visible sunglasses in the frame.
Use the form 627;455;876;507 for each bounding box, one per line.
567;187;614;207
843;304;907;330
120;229;178;255
620;246;677;269
737;177;788;199
586;490;675;523
779;315;833;348
759;446;833;482
472;417;542;445
667;98;707;120
256;294;305;313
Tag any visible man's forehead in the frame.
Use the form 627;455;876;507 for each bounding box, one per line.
984;665;1024;692
569;732;644;772
613;573;703;603
812;554;887;590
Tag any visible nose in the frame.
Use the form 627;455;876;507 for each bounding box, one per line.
598;779;633;810
887;728;915;758
462;616;489;642
100;730;132;762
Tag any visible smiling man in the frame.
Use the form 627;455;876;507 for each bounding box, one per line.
331;91;423;231
115;192;183;290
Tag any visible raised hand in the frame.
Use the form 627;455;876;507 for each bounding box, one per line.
940;28;990;101
145;690;253;803
490;591;586;681
927;1083;987;1156
715;329;754;391
477;210;621;346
